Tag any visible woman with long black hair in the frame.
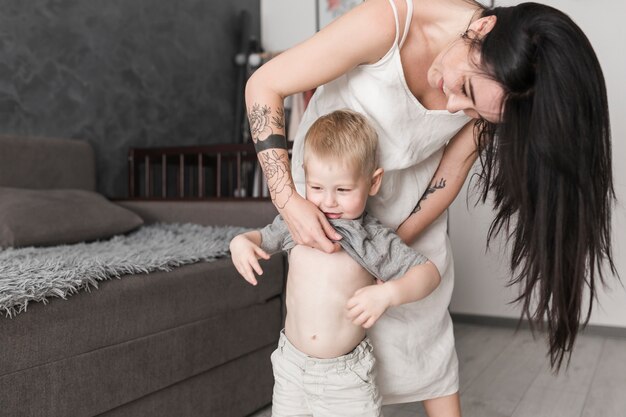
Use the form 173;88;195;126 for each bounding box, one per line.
245;1;617;415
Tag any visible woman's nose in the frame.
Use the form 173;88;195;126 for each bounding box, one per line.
446;94;464;114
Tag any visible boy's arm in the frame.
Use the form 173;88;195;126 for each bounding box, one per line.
345;218;441;328
346;261;441;329
229;215;292;286
230;231;270;286
240;230;262;246
384;261;441;306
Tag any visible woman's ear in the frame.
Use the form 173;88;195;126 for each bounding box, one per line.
469;15;497;37
369;168;384;196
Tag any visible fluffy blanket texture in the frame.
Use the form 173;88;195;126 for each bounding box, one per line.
0;223;250;317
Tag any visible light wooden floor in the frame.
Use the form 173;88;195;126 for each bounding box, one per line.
250;322;626;417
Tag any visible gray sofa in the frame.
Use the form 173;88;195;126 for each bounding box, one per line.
0;135;285;417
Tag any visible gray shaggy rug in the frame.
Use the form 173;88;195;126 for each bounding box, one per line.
0;223;250;317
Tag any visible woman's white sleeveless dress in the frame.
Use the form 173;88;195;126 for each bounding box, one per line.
290;0;471;404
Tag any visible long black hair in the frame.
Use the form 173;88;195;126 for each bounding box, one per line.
471;3;617;369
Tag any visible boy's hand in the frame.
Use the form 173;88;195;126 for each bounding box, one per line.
229;235;270;286
346;284;393;329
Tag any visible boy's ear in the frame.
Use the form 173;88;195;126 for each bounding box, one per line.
368;168;384;196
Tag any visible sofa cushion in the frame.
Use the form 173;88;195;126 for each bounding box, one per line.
0;135;96;191
0;303;280;417
0;187;143;248
0;257;285;376
98;345;274;417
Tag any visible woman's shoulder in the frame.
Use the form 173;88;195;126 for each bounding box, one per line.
339;0;401;64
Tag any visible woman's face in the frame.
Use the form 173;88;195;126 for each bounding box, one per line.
427;20;505;123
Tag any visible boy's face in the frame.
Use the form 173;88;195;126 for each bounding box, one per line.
304;154;382;220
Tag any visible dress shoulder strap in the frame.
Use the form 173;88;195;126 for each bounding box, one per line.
399;0;413;48
385;0;401;47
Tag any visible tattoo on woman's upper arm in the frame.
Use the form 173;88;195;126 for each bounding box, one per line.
249;103;285;143
272;107;285;130
412;178;446;213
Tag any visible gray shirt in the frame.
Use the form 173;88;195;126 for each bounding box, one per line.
259;213;428;282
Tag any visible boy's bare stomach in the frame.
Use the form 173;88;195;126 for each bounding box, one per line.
285;245;375;359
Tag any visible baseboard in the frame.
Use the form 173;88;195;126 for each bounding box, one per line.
450;312;626;339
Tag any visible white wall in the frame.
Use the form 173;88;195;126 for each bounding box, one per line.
450;0;626;327
260;0;317;52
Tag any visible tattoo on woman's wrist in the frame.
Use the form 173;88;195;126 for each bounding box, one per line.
412;178;446;213
260;149;294;209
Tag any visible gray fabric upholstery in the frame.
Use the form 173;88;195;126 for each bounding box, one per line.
0;135;96;191
0;187;143;248
117;200;279;228
0;301;281;417
99;345;274;417
0;258;284;376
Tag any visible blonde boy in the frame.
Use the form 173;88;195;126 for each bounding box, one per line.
230;110;440;417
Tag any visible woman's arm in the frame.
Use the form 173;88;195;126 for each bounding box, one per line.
245;0;397;252
396;122;478;245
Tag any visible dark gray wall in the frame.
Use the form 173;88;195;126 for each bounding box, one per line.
0;0;260;197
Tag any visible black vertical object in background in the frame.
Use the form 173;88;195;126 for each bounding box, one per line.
231;9;263;196
315;0;321;32
233;10;263;145
234;10;252;144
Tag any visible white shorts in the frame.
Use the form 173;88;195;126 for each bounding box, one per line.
270;330;383;417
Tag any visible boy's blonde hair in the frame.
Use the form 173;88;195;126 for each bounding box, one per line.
303;109;379;176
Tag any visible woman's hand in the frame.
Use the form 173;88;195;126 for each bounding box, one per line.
229;235;270;286
279;194;342;253
346;284;393;329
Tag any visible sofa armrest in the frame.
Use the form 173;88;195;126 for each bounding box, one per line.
115;200;278;228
